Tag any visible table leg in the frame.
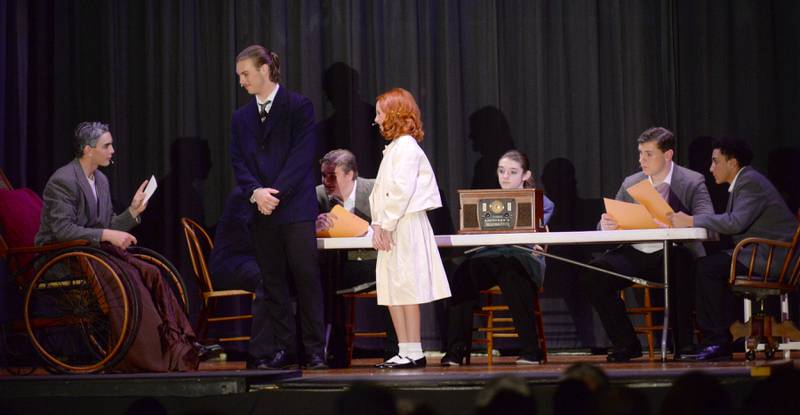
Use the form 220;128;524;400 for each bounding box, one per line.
661;240;669;362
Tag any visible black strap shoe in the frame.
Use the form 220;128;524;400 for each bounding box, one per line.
386;356;426;369
377;355;426;369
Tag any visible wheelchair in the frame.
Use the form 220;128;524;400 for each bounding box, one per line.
1;170;189;374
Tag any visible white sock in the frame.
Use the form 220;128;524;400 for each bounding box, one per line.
398;342;411;358
406;342;424;360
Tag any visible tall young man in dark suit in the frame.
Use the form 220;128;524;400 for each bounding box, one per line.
231;45;326;370
579;127;715;362
670;137;799;361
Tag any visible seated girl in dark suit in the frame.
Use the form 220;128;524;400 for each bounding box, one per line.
441;149;554;366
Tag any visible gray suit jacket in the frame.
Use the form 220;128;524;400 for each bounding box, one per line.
694;167;799;276
610;163;715;258
315;177;375;222
35;159;138;246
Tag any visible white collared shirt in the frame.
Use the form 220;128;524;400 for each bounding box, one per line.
342;179;357;213
256;84;279;114
728;166;746;193
634;161;674;253
649;160;674;188
86;174;98;201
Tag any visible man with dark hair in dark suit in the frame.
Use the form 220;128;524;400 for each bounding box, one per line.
579;127;715;362
670;137;799;361
231;45;326;370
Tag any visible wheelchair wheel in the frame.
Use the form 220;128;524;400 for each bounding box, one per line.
128;246;190;315
24;247;140;374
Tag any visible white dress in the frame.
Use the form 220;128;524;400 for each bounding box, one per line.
369;135;451;306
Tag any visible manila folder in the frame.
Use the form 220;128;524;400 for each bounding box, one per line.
316;204;370;237
625;179;674;225
603;198;660;230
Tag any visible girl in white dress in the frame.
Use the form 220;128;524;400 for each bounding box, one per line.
369;88;451;368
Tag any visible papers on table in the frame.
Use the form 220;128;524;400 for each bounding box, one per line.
604;198;661;229
143;175;157;203
625;179;674;225
316;205;370;237
603;179;675;229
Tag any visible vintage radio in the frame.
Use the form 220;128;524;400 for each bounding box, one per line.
458;188;545;234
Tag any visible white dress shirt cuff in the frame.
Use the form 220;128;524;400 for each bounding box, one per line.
250;188;263;204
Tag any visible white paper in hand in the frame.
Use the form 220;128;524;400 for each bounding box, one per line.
143;175;158;203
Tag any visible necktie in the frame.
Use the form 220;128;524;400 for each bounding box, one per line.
258;100;271;122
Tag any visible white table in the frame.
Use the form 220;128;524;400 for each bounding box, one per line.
318;228;709;362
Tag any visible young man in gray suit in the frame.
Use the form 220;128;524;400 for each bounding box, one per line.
36;122;147;249
579;127;715;362
670;137;799;361
36;121;218;371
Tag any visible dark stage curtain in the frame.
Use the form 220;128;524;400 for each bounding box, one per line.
3;0;799;345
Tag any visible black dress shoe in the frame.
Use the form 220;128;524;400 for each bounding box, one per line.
515;354;543;365
266;350;298;369
606;344;643;363
680;344;732;362
194;342;223;361
441;350;466;367
248;357;272;370
305;353;329;370
673;344;700;360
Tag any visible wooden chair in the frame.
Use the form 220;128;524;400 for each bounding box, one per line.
472;284;547;366
179;217;255;345
0;169;11;189
729;223;800;360
622;284;663;360
341;291;386;366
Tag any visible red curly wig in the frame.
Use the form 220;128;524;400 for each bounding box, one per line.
376;88;424;142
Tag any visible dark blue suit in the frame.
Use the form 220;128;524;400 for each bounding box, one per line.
209;188;260;291
208;188;274;357
231;86;324;360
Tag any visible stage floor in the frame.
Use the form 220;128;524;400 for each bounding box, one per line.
3;352;796;389
2;352;797;415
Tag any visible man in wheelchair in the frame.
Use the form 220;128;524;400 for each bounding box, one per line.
33;121;219;372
